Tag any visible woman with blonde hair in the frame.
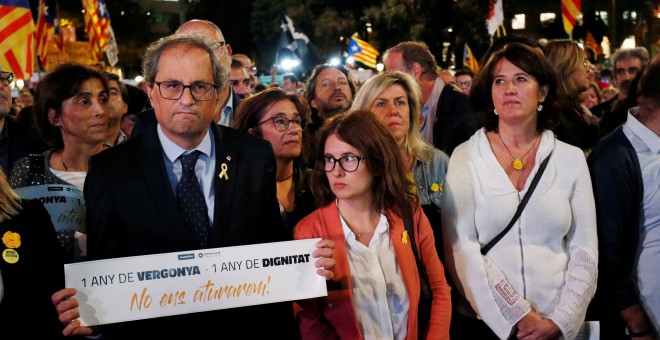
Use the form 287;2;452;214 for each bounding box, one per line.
580;82;602;110
543;39;600;153
351;71;449;254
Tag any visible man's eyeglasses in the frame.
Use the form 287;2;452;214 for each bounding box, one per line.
0;71;14;86
153;81;217;101
257;116;305;131
457;81;472;88
324;155;364;172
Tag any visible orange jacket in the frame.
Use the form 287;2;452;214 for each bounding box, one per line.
293;203;452;339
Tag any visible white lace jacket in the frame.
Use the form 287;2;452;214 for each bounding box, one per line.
441;129;598;339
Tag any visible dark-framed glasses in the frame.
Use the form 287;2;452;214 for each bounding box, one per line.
257;116;305;131
457;81;472;88
324;155;364;172
154;81;216;101
0;71;14;86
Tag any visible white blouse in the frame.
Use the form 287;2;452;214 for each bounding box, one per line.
340;212;409;340
441;129;598;339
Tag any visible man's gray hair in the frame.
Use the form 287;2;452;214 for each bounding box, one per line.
612;47;650;68
142;33;227;91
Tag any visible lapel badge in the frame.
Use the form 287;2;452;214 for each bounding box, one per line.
219;163;229;180
2;231;21;249
402;230;409;245
2;248;19;264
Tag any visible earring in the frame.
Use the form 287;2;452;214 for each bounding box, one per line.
53;122;61;127
537;104;543;111
493;109;498;116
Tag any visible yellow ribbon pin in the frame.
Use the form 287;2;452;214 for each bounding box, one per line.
402;230;409;245
218;163;229;180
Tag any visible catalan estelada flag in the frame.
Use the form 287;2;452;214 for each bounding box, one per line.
82;0;110;61
35;0;55;68
348;35;379;69
463;43;479;73
561;0;581;35
0;0;35;80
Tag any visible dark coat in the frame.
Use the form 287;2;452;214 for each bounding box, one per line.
432;84;481;155
1;117;47;174
84;122;297;338
0;199;66;339
586;127;644;337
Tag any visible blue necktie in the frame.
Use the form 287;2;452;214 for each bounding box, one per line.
177;151;211;248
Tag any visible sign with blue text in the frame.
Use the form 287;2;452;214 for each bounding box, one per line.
64;239;326;326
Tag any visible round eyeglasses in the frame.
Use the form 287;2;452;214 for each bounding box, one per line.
153;81;217;101
324;155;364;172
257;116;305;131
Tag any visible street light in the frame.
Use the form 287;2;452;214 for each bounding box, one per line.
280;58;300;71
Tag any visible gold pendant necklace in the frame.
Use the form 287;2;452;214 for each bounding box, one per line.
498;133;540;171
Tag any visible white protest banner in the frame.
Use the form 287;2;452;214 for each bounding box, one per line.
64;239;326;326
14;184;85;232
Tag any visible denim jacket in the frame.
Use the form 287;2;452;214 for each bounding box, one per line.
413;147;450;209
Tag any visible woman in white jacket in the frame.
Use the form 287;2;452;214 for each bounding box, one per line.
441;42;598;340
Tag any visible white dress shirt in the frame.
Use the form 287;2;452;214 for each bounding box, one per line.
341;211;409;339
624;108;660;331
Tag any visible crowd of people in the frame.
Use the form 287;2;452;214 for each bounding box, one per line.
0;18;658;340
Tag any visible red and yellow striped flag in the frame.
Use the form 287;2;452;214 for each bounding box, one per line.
35;0;55;67
584;31;602;61
463;43;479;73
82;0;110;61
0;0;35;80
561;0;581;35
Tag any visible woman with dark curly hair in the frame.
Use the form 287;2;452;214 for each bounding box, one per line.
9;62;109;263
442;43;598;339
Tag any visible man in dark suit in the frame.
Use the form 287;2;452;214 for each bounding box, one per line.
53;32;334;338
131;20;241;136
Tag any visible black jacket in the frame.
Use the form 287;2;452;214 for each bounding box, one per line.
432;84;481;155
586;126;644;337
84;122;297;338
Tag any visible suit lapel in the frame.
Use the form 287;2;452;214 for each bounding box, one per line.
136;125;187;238
211;125;238;246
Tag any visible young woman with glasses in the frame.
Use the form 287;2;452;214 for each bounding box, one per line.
293;109;451;339
233;87;315;230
